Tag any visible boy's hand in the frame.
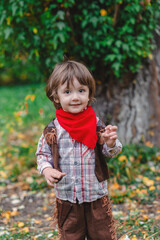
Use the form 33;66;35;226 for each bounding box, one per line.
101;125;118;148
42;167;66;187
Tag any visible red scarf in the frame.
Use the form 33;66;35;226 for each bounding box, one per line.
56;106;97;149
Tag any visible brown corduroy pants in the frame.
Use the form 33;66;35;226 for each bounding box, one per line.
56;195;117;240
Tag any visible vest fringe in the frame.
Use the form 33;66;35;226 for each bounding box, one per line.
102;195;117;240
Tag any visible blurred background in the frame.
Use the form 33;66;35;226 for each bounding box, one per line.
0;1;160;239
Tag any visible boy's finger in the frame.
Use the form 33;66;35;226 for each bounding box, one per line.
110;135;117;140
57;172;66;179
48;177;56;183
105;125;118;131
51;171;65;179
110;126;118;131
47;179;54;187
102;133;110;138
105;125;112;128
61;172;66;176
109;132;117;137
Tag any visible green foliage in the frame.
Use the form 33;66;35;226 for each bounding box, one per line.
108;144;159;184
0;84;55;182
0;0;160;84
29;179;48;191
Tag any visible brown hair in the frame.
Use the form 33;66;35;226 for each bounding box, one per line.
46;60;96;109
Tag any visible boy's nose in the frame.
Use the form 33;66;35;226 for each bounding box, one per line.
72;93;79;100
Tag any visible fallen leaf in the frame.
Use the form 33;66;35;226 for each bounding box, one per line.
142;177;154;187
42;206;47;211
149;186;155;191
34;220;42;224
22;227;29;233
118;155;128;162
0;171;7;179
142;214;148;221
17;222;25;227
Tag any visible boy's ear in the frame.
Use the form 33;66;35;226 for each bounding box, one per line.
54;97;60;103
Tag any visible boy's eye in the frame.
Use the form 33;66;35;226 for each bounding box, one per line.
64;90;70;94
79;89;85;93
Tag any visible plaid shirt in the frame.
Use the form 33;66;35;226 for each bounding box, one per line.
36;117;122;204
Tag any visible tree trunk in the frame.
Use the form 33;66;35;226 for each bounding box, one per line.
93;35;160;147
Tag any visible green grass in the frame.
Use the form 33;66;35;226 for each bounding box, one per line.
0;83;56;178
0;83;56;128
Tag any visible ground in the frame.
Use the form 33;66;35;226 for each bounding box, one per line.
0;85;160;239
0;168;160;240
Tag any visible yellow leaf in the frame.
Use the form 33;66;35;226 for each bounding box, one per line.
126;168;131;181
1;211;11;220
17;132;26;140
142;177;154;186
148;53;153;60
118;155;128;162
33;28;38;34
156;155;160;160
100;9;107;16
0;171;7;179
25;95;30;100
30;94;36;101
111;182;120;190
141;189;147;194
49;192;56;197
142;214;148;221
18;222;25;228
23;227;29;233
14;111;23;117
25;94;35;101
149;186;155;191
148;130;154;136
136;188;147;195
35;50;39;57
131;237;138;240
6;17;11;25
129;156;135;162
11;211;20;216
42;206;47;211
145;141;153;147
34;220;42;224
24;102;28;109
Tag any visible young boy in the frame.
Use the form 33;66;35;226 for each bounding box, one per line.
36;60;122;240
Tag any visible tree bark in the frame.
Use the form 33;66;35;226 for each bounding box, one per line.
93;35;160;147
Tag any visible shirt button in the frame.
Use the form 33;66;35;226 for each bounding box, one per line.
74;161;77;165
76;179;79;183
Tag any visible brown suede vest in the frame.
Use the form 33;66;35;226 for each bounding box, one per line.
43;119;110;182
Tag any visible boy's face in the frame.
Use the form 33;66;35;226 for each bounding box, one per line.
55;78;89;114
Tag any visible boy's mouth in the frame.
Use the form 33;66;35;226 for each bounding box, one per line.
70;104;81;106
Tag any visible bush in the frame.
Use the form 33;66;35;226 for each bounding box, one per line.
108;144;159;184
0;0;160;84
